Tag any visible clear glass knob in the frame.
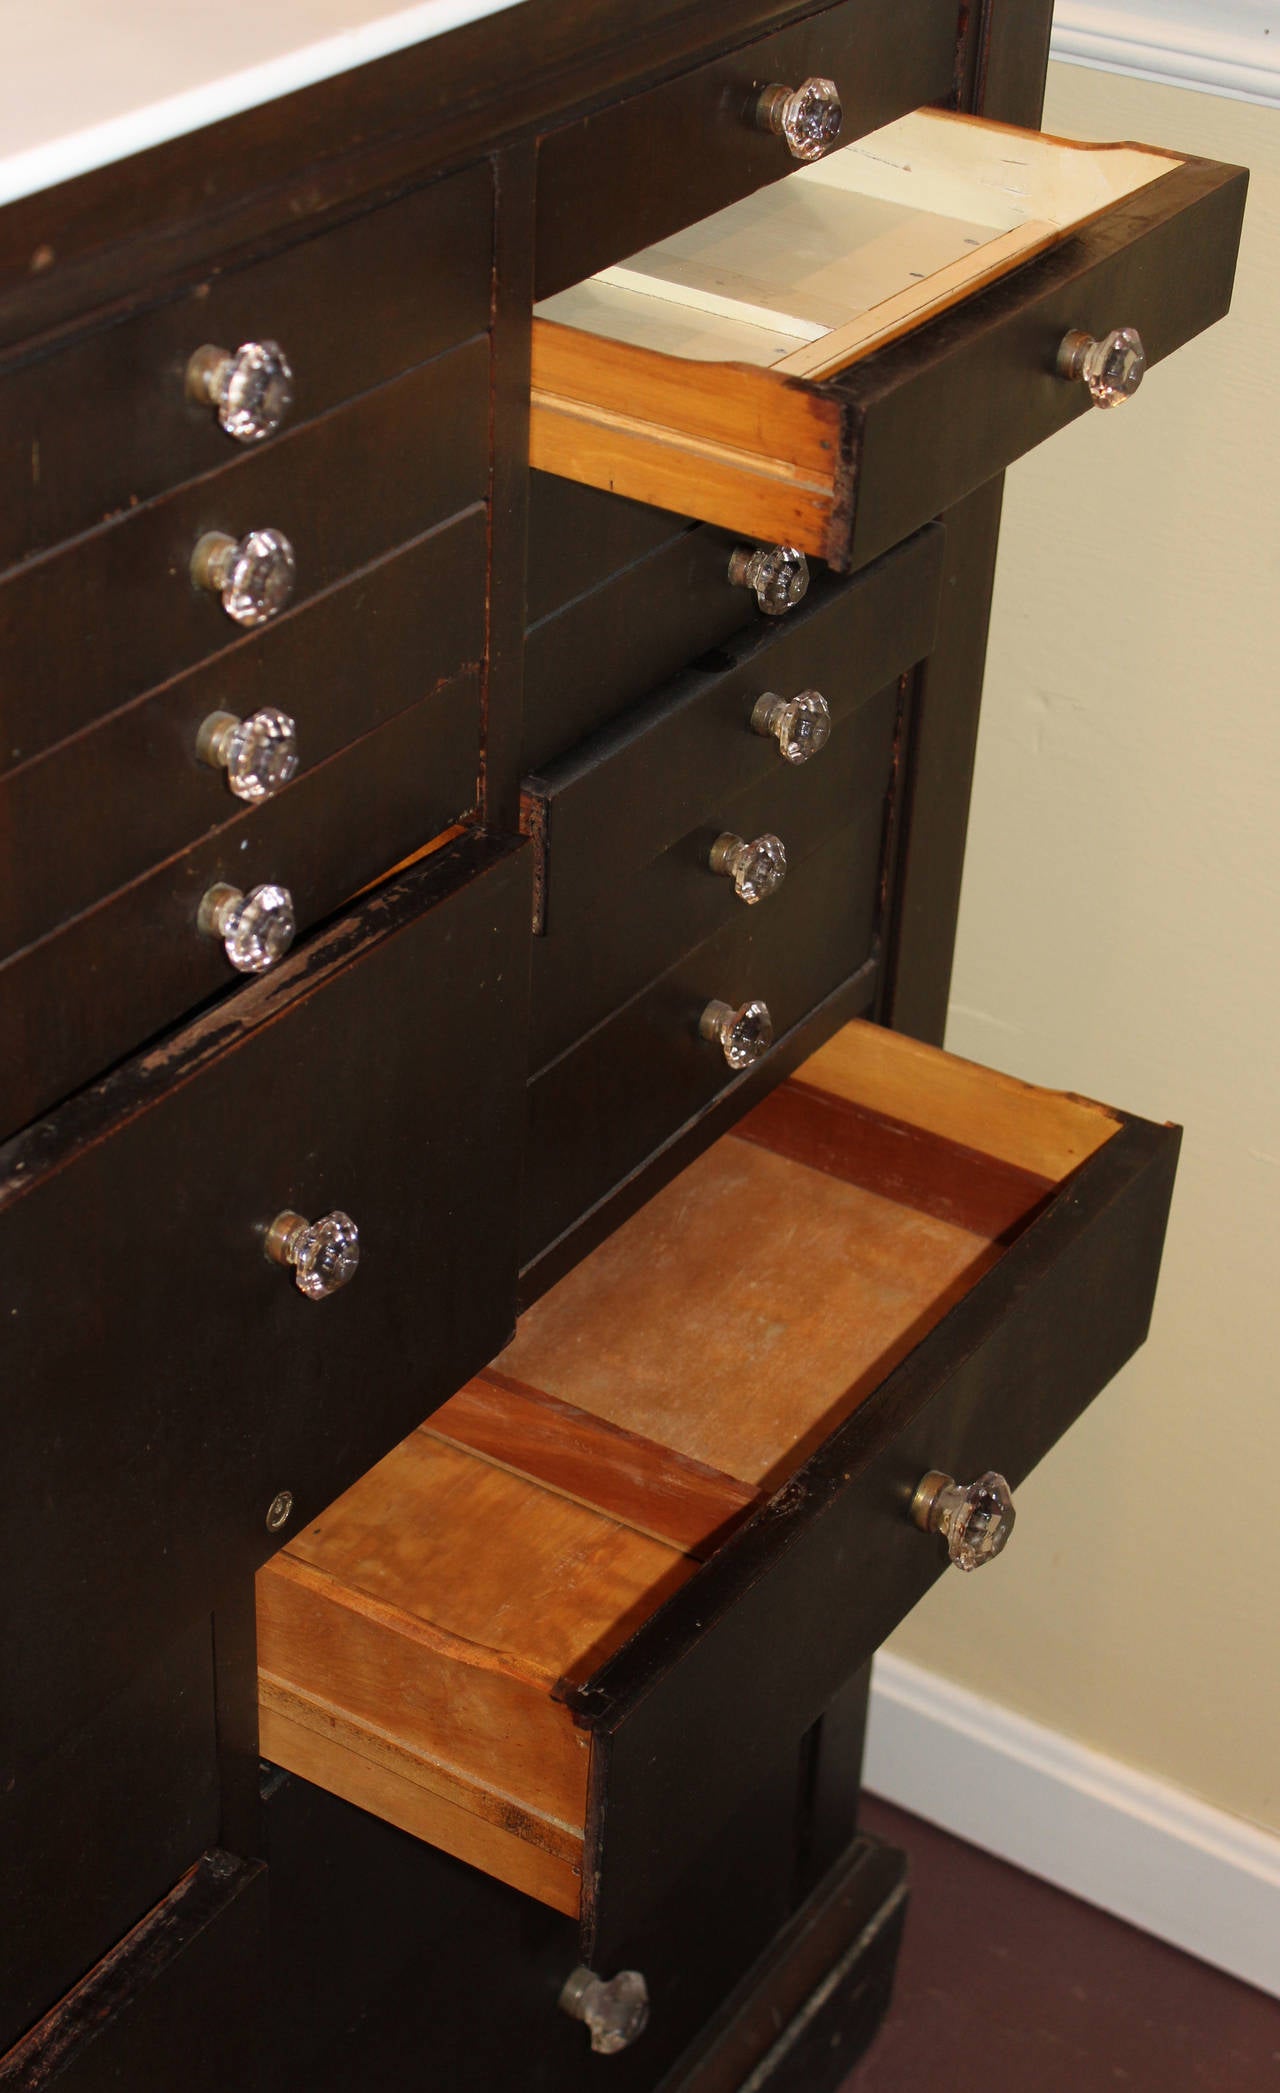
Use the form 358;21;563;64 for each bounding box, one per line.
911;1469;1016;1572
197;880;296;974
699;996;774;1070
559;1968;650;2057
727;543;810;616
709;831;788;904
265;1209;360;1301
1056;326;1146;408
751;688;832;764
191;527;297;627
186;340;294;443
754;77;843;162
197;708;299;802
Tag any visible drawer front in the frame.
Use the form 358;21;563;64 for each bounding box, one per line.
575;1102;1179;1962
1;1617;219;2053
522;820;884;1263
525;528;944;937
531;142;1247;574
0;673;482;1133
2;340;488;774
524;519;751;774
0;163;492;573
531;674;900;1068
534;0;958;297
0;835;528;1775
0;1854;269;2091
1;506;486;961
525;473;692;626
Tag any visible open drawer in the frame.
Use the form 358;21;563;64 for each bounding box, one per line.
257;1021;1179;1964
532;109;1247;573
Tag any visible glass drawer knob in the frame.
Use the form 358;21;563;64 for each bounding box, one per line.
559;1967;650;2056
197;707;298;802
198;880;296;974
1056;326;1146;408
911;1469;1016;1572
186;339;294;443
754;77;843;162
700;996;774;1070
751;688;831;764
191;527;296;626
709;830;787;904
265;1209;360;1300
728;543;809;616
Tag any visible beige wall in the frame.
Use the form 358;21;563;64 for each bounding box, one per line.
886;65;1280;1835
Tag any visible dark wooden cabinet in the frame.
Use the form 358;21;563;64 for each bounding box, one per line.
0;2;1244;2085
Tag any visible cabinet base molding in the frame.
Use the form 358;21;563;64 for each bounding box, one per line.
865;1652;1280;1999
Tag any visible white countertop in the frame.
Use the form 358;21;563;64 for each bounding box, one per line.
0;0;528;210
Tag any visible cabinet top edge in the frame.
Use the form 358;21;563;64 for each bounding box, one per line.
0;0;528;211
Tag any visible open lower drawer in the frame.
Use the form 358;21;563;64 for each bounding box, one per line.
532;109;1247;573
256;1021;1179;1962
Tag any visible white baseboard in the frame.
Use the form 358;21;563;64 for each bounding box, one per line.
1051;2;1280;107
864;1652;1280;1999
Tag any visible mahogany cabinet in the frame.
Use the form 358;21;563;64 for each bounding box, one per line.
0;2;1244;2086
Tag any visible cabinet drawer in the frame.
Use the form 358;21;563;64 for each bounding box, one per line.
523;819;884;1263
1;340;488;775
0;1854;269;2091
524;516;747;773
0;506;486;962
533;112;1247;573
0;835;528;1775
0;672;482;1133
257;1021;1179;1957
530;671;900;1068
534;0;958;297
0;162;492;573
523;527;943;940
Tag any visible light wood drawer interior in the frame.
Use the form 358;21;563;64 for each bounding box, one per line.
531;109;1245;570
257;1020;1129;1918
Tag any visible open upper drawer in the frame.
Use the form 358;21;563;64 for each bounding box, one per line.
257;1020;1180;1965
532;110;1247;572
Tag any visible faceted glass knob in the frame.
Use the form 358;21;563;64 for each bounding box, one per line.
709;830;788;904
198;880;296;974
559;1967;650;2057
186;340;294;443
197;708;299;802
754;77;843;162
727;543;810;616
1057;326;1146;408
699;997;774;1070
911;1469;1016;1572
265;1209;360;1301
191;527;297;626
751;688;832;765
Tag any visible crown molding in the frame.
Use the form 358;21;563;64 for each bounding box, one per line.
1051;2;1280;106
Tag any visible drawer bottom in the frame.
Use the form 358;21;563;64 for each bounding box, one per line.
257;1023;1175;1931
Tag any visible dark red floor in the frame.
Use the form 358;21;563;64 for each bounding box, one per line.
846;1798;1280;2092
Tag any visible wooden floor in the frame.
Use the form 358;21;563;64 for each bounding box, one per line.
849;1798;1280;2091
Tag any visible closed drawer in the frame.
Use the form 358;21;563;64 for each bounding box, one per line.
524;515;747;773
0;672;483;1132
1;340;488;775
524;818;885;1263
523;526;943;941
533;112;1247;573
534;0;957;297
0;1853;269;2091
0;834;528;1776
257;1019;1179;1960
530;670;900;1068
0;505;485;962
0;162;492;573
